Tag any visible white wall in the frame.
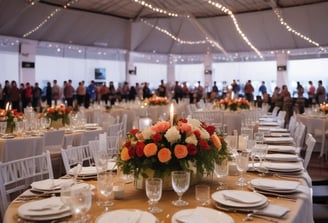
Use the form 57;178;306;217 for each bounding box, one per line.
0;51;19;82
35;56;126;88
134;62;167;89
175;63;204;89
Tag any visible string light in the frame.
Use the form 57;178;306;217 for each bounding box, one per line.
141;19;207;45
132;0;184;17
273;8;326;52
23;0;80;38
206;0;263;58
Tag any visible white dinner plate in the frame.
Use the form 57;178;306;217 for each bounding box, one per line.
263;137;294;144
270;132;291;137
250;178;300;193
96;209;157;223
171;207;234;223
265;153;300;162
31;179;74;191
211;190;267;208
18;197;71;221
262;161;304;173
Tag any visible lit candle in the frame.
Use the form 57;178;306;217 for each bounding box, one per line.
5;102;9;111
170;103;174;126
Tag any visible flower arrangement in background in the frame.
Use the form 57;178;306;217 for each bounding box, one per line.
42;104;72;126
117;117;229;179
142;96;169;106
214;98;251;111
0;106;24;133
319;102;328;114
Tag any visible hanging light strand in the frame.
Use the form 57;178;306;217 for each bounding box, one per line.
141;19;207;45
23;0;80;38
207;0;263;58
273;8;325;52
132;0;186;17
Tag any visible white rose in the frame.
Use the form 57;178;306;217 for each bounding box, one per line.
185;134;198;146
164;127;181;144
200;128;210;140
141;127;153;140
187;118;201;129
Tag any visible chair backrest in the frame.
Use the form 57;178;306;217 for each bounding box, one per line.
288;115;297;137
294;121;306;147
303;133;316;169
271;106;280;116
0;151;53;217
106;122;124;137
61;145;93;174
89;135;120;158
305;117;326;158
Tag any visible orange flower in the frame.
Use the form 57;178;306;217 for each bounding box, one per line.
211;134;222;151
143;143;158;157
174;144;188;159
120;147;131;161
158;148;172;163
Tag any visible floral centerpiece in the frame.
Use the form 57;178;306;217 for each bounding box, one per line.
319;103;328;114
142;96;169;106
117;116;229;189
214;98;250;111
41;104;72;128
0;107;24;133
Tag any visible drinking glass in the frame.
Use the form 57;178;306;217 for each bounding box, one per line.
145;178;163;213
213;159;229;190
60;183;92;223
97;170;114;212
15;121;25;136
254;132;264;144
171;171;190;206
253;144;268;176
195;184;210;206
0;122;7;136
236;151;249;187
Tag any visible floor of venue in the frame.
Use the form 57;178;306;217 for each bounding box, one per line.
306;151;328;180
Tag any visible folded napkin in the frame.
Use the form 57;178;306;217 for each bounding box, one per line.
222;191;262;204
255;204;290;218
176;207;215;223
265;153;300;162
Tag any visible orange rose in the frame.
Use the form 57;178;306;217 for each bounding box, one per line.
158;148;172;163
174;144;188;159
120;147;131;161
210;134;222;150
143;143;158;157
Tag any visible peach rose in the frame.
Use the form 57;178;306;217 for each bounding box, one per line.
178;122;192;134
158;148;172;163
143;143;158;157
174;144;188;159
120;147;131;161
151;121;170;133
211;134;222;150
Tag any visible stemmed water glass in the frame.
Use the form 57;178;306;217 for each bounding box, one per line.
0;122;7;136
253;144;268;176
145;178;163;213
60;183;92;223
214;158;229;190
97;170;114;212
171;170;190;206
236;151;249;187
15;120;25;136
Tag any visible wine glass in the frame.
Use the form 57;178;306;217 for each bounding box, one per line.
253;144;268;176
97;170;114;212
214;158;229;190
236;151;250;187
171;170;190;206
15;121;25;136
145;178;163;213
60;183;92;223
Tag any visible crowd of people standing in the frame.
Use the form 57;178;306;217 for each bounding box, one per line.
0;78;326;116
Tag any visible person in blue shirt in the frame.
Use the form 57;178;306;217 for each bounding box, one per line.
259;81;267;95
87;80;97;103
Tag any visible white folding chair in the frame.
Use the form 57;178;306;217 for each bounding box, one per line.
303;133;316;169
106;122;123;137
294;121;306;148
61;145;94;175
305;117;327;158
0;151;53;218
43;129;65;152
89;135;120;158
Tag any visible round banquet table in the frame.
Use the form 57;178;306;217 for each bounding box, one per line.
3;171;313;223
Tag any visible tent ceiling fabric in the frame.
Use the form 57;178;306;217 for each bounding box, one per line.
0;0;327;56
